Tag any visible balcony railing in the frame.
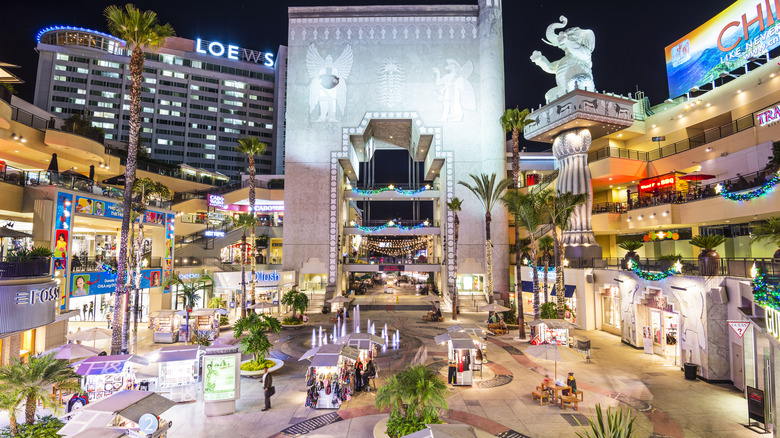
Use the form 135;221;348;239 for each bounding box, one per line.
0;258;51;279
344;256;441;265
70;256;161;272
11;107;55;131
345;220;440;228
588;257;780;280
588;113;756;164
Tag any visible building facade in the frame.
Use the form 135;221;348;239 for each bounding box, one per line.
34;27;288;179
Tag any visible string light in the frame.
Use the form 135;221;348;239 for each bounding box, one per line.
627;259;681;281
751;263;780;311
351;185;431;196
354;221;431;233
716;170;780;201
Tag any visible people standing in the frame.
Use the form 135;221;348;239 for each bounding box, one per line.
355;359;364;392
106;310;112;329
262;367;274;411
88;302;95;320
364;358;376;391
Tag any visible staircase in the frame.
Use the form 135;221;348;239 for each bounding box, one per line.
456;292;489;313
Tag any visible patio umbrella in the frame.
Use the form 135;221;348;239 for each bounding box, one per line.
89;165;95;181
249;301;276;310
524;343;582;381
66;327;112;348
0;226;32;238
47;153;59;173
214;308;229;315
479;303;510;312
102;174;126;185
327;296;351;304
43;343;102;360
680;171;716;182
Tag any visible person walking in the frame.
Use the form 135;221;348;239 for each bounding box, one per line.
364;358;376;391
88;302;95;320
262;367;274;411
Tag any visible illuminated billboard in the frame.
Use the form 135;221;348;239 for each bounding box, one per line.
665;0;780;98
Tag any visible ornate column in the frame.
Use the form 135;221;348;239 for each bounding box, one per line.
552;128;596;246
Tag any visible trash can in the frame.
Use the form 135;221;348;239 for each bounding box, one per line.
683;363;698;380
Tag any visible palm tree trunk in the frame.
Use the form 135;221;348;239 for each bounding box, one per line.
484;212;493;303
249;156;256;307
111;46;143;355
24;395;35;425
241;233;247;319
9;410;17;435
132;223;144;354
543;253;549;304
556;235;566;320
451;214;459;321
530;247;540;321
511;127;526;338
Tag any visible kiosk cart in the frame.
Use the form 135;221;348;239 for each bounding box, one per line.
528;319;578;346
447;324;488;363
434;331;482;386
75;355;150;402
186;309;220;341
56;390;175;438
299;344;360;409
148;345;204;402
149;310;181;344
334;333;385;362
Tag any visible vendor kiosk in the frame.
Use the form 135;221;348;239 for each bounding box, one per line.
529;319;578;346
149;345;204;402
187;309;220;341
75;355;150;402
447;324;487;363
300;344;360;409
334;332;385;363
149;310;181;344
434;331;482;386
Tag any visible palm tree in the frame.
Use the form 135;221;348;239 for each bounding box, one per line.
752;217;780;259
233;313;279;367
0;387;22;436
538;235;554;303
502;190;545;332
233;213;257;318
543;191;588;319
446;197;463;320
280;289;309;318
458;173;511;303
164;273;214;344
0;354;80;424
104;4;174;355
129;177;170;353
375;364;449;437
236;137;268;307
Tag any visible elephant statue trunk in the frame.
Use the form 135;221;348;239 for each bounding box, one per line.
542;16;568;47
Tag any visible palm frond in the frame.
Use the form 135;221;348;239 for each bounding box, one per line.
458;173;511;214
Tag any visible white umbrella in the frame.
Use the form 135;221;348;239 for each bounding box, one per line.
523;343;582;381
67;328;112;347
214;308;229;315
479;303;510;312
43;343;102;360
249;302;276;310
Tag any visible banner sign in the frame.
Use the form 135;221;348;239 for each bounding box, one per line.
69;269;162;299
380;265;405;272
642;326;654;355
665;0;780;98
75;196;166;225
163;214;174;293
728;320;751;338
53;192;73;273
203;354;238;401
747;386;766;424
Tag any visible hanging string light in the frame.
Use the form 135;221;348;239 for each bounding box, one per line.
627;259;682;281
350;184;431;196
352;220;431;233
716;170;780;201
361;236;431;256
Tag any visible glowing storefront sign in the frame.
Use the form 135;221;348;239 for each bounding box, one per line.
208;195;225;208
756;102;780;126
253;204;284;212
204;230;226;238
665;0;780;98
767;306;780;342
638;175;676;192
195;38;274;67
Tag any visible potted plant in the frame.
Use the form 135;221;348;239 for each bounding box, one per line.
658;254;683;272
233;313;283;375
618;240;643;269
280;289;309;320
751;217;780;259
690;234;726;276
575;404;638;438
375;365;449;438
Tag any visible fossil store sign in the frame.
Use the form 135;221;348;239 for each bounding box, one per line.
0;281;59;334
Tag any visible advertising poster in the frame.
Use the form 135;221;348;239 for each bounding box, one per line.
53;192;73;275
203;355;237;401
143;210;166;225
665;0;780;97
74;196;122;219
163;214;174;293
642;326;654;355
69;269;162;298
747;386;766;424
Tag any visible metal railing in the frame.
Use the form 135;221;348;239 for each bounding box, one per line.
0;258;51;279
567;257;780;280
172;178;283;203
344;256;441;265
592;202;628;214
345;183;439;193
70;256;161;272
345;219;439;228
11;107;55;131
588;113;756;164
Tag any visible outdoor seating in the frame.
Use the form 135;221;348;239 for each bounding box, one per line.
488;323;506;335
531;385;550;405
559;391;584;410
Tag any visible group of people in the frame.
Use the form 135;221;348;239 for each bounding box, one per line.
354;357;377;392
426;305;442;322
487;312;507;331
542;372;578;396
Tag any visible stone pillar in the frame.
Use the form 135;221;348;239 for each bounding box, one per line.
552;128;596;246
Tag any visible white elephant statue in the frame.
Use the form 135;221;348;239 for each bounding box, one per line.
530;16;596;104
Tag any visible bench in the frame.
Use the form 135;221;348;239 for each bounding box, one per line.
488;323;507;335
422;315;444;322
559;391;584;411
531;386;550;405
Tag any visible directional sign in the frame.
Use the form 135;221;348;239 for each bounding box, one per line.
728;321;750;338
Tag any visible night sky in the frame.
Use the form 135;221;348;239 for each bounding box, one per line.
3;0;736;109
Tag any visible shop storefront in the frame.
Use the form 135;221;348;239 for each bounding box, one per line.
637;288;680;362
435;331;483;386
69;269;162;322
599;284;621;335
550;285;578;324
75;354;149;401
214;270;295;313
302;344;359;409
149;345;204;403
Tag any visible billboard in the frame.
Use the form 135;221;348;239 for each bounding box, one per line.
69;269;162;298
665;0;780;98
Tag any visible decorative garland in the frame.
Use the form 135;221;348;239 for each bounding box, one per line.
627;259;681;281
716;171;780;201
353;221;431;233
751;264;780;311
350;185;430;196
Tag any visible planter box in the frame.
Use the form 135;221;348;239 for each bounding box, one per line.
240;358;284;377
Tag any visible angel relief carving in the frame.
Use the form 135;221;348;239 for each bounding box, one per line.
432;59;476;122
306;43;353;122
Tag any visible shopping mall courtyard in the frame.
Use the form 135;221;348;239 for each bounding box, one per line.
13;284;755;438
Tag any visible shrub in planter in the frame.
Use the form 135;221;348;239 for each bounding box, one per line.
618;240;643;267
375;365;448;438
658;254;683;272
503;307;517;325
282;316;303;325
0;415;64;438
690;234;726;276
540;302;558;319
240;359;276;371
219;315;229;326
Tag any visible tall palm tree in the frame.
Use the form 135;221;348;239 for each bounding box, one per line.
0;354;80;424
502;190;545;333
458;173;511;303
129;177;170;353
105;4;174;355
236;137;268;307
538;235;554;303
543;191;588;319
164;273;214;344
751;217;780;258
233;213;257;318
446;197;463;320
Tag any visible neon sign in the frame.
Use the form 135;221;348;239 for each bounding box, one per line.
208;195;225;208
768;306;780;342
195;39;274;67
757;104;780;126
204;230;226;238
639;176;676;192
253;205;284;212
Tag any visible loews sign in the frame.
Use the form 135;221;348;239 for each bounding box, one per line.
195;39;274;67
